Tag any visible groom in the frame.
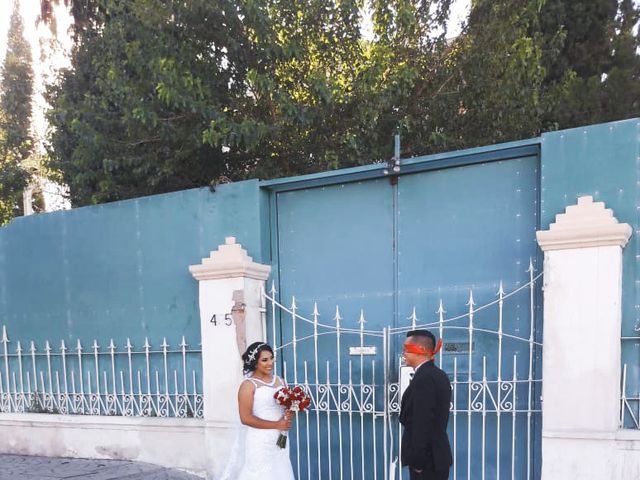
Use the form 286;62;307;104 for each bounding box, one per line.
400;329;453;480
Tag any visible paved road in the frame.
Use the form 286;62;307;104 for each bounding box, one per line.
0;454;202;480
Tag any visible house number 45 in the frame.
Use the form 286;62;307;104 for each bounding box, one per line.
210;313;233;326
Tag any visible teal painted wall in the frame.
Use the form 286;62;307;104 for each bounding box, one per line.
540;118;640;333
540;118;640;412
1;118;638;375
0;180;265;346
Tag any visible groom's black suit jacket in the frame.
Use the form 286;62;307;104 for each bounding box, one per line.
400;360;453;474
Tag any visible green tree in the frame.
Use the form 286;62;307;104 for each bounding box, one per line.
203;0;372;176
603;0;640;121
0;0;33;224
46;0;382;204
423;0;547;150
540;0;640;128
41;0;640;206
356;0;455;158
46;0;253;205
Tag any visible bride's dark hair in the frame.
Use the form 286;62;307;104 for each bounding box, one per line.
242;342;274;374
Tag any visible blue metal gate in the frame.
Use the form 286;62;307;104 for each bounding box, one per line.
264;143;543;479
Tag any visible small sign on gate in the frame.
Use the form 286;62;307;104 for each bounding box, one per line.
348;346;377;355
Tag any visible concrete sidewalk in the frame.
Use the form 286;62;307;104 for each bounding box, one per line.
0;454;202;479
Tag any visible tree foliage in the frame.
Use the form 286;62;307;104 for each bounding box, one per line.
41;0;640;206
0;0;33;224
540;0;640;128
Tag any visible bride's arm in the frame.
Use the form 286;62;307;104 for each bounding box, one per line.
238;380;291;430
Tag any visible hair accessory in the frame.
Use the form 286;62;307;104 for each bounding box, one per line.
247;342;266;362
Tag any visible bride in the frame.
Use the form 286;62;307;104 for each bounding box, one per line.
222;341;296;480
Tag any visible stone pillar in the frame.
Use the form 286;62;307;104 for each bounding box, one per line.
189;237;270;476
536;196;632;480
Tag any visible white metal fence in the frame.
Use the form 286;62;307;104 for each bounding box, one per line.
265;264;544;480
621;333;640;429
0;328;203;418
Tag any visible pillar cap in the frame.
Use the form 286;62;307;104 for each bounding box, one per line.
536;196;632;251
189;237;271;281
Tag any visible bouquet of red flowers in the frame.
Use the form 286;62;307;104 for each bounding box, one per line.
273;385;311;448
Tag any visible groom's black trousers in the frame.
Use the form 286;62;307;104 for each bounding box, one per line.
408;467;449;480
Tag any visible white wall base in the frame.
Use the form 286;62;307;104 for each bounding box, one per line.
542;429;640;480
0;413;237;478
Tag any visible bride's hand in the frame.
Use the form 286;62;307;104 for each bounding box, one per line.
275;415;292;431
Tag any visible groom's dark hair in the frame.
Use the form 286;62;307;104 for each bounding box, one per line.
406;329;436;350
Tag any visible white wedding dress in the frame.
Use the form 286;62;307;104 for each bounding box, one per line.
220;375;296;480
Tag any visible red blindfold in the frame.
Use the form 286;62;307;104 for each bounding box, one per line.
403;339;443;357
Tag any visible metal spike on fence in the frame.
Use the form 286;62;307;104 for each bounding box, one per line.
291;297;299;385
498;280;505;298
125;338;134;396
527;257;535;274
45;341;52;393
269;283;278;357
358;309;366;328
2;328;9;404
30;342;37;394
108;339;117;403
334;305;342;328
180;337;188;394
437;301;445;369
16;341;23;396
311;301;322;480
76;339;85;396
496;281;505;480
92;340;100;400
467;289;476;310
511;354;518;479
334;304;344;480
526;260;536;480
161;337;169;399
467;289;475;480
408;307;418;330
60;340;68;399
144;338;151;399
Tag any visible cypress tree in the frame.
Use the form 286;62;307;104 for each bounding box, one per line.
0;0;34;224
